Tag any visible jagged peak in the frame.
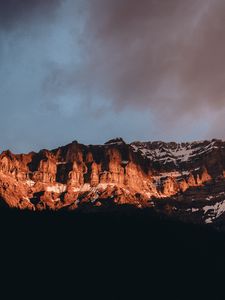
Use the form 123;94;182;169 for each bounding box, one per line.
71;140;79;145
104;137;126;145
0;149;14;158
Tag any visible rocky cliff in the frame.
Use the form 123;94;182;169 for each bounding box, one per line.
1;137;225;225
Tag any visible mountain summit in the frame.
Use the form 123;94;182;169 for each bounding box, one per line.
104;137;126;145
1;138;225;226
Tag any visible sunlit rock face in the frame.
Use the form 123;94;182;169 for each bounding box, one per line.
1;138;225;225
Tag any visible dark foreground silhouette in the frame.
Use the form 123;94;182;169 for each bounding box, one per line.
0;205;225;299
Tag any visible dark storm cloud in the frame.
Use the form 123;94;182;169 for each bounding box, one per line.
0;0;63;29
78;0;225;119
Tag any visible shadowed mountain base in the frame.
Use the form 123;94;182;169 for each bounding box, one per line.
0;206;225;299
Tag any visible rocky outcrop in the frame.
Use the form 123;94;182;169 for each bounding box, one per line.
1;137;225;224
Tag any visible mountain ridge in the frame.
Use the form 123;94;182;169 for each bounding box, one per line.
1;137;225;227
2;137;223;155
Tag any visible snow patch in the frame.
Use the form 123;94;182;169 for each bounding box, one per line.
72;187;80;192
203;200;225;223
71;183;115;193
97;183;114;190
205;218;213;224
46;184;67;193
131;140;219;165
186;208;199;213
26;180;35;187
80;184;91;192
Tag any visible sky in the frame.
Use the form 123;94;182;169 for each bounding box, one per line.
1;0;225;153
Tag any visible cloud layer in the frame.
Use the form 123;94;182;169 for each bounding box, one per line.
1;0;225;152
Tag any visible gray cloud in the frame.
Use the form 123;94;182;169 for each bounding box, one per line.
1;0;225;152
81;0;215;114
0;0;63;29
68;0;225;129
47;0;225;117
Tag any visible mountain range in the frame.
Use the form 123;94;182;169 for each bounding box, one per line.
1;137;225;228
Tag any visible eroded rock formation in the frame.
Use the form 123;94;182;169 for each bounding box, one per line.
1;138;225;224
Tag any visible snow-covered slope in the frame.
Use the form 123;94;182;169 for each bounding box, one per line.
131;139;222;166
